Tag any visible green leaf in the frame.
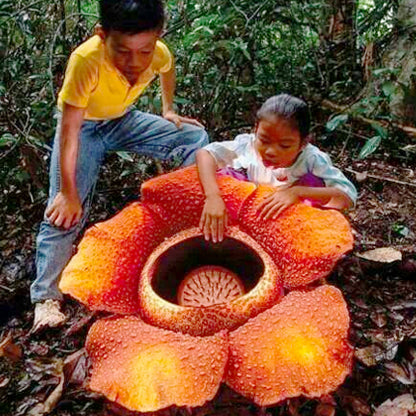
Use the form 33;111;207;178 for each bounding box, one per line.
326;114;349;132
116;151;134;162
371;123;388;139
382;81;396;97
358;136;382;159
0;133;16;147
372;68;399;77
392;224;410;237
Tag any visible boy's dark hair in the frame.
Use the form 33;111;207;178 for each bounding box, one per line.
100;0;165;34
256;94;311;140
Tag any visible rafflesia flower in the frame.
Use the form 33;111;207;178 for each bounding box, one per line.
60;166;354;413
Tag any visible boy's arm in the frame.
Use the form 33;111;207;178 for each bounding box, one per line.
196;149;228;243
160;66;203;128
46;103;84;229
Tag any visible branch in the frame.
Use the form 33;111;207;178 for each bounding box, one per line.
321;99;416;139
345;167;416;188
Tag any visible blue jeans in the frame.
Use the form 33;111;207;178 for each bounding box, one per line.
32;110;209;303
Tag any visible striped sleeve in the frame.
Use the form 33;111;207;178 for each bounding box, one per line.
308;149;357;205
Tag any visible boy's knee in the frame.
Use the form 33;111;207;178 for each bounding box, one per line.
183;124;209;146
200;129;209;146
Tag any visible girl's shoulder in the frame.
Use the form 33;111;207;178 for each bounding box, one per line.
234;132;255;144
300;143;332;163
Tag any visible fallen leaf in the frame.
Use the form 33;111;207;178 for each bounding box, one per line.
356;247;402;263
0;332;22;362
374;394;416;416
63;348;89;385
355;171;368;182
355;345;386;366
64;312;96;337
384;362;415;385
390;394;416;411
374;403;408;416
28;361;65;416
315;403;336;416
338;393;371;415
370;310;388;328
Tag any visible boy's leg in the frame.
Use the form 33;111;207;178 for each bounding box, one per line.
32;117;106;306
101;110;209;166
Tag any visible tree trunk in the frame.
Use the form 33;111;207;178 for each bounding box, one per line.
383;0;416;124
320;0;358;87
362;0;416;125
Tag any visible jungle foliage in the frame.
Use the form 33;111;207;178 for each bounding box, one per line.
0;0;412;218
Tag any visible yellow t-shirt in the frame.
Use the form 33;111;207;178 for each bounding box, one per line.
57;35;173;120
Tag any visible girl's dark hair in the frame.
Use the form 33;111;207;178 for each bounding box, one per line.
256;94;310;140
100;0;165;34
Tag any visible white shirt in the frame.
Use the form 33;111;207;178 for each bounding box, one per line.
204;133;357;204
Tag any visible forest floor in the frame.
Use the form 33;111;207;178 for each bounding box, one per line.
0;133;416;416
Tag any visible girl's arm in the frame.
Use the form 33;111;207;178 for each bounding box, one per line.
196;149;228;242
258;185;353;220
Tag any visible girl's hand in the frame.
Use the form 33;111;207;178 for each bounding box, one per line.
258;185;300;220
46;191;82;229
199;194;228;243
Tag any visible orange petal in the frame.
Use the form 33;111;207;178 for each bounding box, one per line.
240;186;353;288
139;227;283;336
141;166;255;235
86;316;229;412
59;203;165;314
225;285;353;405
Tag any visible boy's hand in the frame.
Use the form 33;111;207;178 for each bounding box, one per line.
46;191;82;229
163;110;204;129
258;185;299;220
199;194;228;243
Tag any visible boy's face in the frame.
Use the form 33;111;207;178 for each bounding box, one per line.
254;116;304;169
98;28;160;85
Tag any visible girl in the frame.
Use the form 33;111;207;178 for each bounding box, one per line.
196;94;357;243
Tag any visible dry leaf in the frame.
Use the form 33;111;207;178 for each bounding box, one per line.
370;310;387;328
384;362;415;385
28;361;65;416
315;403;336;416
63;348;89;385
390;394;416;411
0;332;22;362
374;394;416;416
355;345;386;366
374;403;408;416
355;171;368;182
356;247;402;263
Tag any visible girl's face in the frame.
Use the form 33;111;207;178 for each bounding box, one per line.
254;116;304;168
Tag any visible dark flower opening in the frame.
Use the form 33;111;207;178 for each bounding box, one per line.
150;236;265;305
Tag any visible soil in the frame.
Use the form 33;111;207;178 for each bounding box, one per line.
0;139;415;416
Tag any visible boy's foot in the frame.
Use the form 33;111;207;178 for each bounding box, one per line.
32;299;67;333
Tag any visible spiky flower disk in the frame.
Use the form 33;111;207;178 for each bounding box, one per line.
178;265;246;307
86;316;229;412
139;227;283;337
225;285;353;405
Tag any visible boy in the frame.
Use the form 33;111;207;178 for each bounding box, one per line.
32;0;208;332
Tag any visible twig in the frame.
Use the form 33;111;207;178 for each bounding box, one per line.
230;0;249;23
346;167;416;188
321;99;416;139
